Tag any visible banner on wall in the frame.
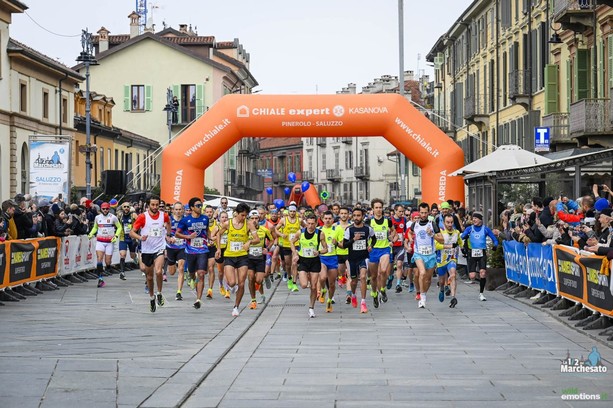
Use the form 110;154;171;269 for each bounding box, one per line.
81;235;96;270
29;136;71;203
503;240;529;286
61;235;79;276
8;240;36;286
553;245;585;303
34;237;59;279
0;242;6;289
526;243;557;294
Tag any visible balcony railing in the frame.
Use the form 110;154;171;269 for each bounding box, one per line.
340;137;353;144
570;99;612;136
354;165;369;179
237;138;260;157
509;69;531;99
430;110;452;132
316;138;327;147
464;94;488;120
237;171;264;191
302;170;315;181
326;168;341;181
553;0;598;31
542;113;571;143
272;173;287;184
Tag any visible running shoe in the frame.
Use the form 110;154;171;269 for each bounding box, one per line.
386;275;394;290
418;299;425;308
232;307;240;317
291;283;299;292
219;287;226;297
326;299;333;313
224;290;231;299
142;272;146;277
331;296;335;304
282;272;288;281
188;277;196;290
287;279;293;290
206;288;213;299
409;283;415;292
265;276;272;289
193;299;201;309
230;285;238;294
144;285;149;293
309;308;316;318
150;298;156;313
373;292;379;308
439;290;444;302
415;293;421;301
249;299;257;309
255;282;261;292
445;285;451;296
163;273;167;282
317;290;322;303
175;292;183;301
346;294;352;304
351;295;357;308
360;301;368;313
97;279;105;288
381;290;388;303
395;284;402;293
119;272;126;281
258;295;266;304
479;293;487;301
156;293;165;307
449;297;458;308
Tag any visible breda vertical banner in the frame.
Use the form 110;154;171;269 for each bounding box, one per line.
29;135;71;203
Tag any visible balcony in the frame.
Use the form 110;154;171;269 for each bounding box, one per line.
430;110;453;134
464;94;489;128
509;70;531;107
354;165;370;179
316;138;327;147
542;113;572;147
570;99;612;138
302;170;315;181
237;138;260;157
272;173;287;184
340;137;353;144
326;168;342;181
237;171;264;191
552;0;607;33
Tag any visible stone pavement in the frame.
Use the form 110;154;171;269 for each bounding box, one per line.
1;270;612;407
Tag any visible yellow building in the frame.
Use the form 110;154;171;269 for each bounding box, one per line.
72;90;159;197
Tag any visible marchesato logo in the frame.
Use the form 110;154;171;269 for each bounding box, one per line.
333;105;345;117
560;347;607;373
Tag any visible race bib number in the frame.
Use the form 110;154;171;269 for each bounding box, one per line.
327;244;335;253
191;238;205;248
417;246;433;255
444;248;455;257
353;240;366;251
472;248;484;258
249;246;263;257
302;247;316;257
289;233;297;241
99;227;112;237
375;231;387;241
230;241;243;252
150;227;163;238
124;225;132;233
173;238;185;246
220;234;228;245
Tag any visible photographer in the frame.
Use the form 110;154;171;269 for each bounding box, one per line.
583;208;613;254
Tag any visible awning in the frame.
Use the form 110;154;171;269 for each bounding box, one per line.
450;145;552;176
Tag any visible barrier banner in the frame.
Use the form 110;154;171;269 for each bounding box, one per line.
8;240;36;286
577;255;613;317
553;245;585;303
81;235;96;270
34;237;59;279
526;243;557;294
61;235;79;276
0;242;6;289
503;240;529;286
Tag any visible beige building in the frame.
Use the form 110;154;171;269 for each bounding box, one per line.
0;0;83;199
74;13;259;195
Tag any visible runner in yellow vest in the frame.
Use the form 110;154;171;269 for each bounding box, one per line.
275;204;301;292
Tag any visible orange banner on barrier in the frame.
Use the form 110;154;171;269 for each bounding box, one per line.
3;237;60;288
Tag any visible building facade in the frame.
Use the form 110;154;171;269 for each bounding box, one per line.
74;13;260;195
258;138;303;202
0;0;83;200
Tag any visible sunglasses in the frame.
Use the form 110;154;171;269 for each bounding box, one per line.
221;202;228;205
193;204;203;208
122;206;130;209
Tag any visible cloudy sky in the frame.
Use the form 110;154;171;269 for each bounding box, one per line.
10;0;469;94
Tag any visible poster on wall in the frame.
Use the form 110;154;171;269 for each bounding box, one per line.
29;136;71;203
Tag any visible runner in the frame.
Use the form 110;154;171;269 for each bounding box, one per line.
460;212;498;301
366;198;397;308
275;204;301;292
175;197;211;310
204;205;218;299
166;202;186;301
264;208;281;282
335;206;352;304
291;213;328;318
319;210;344;312
129;196;171;313
390;204;407;293
215;203;260;317
403;211;421;295
118;202;137;280
408;202;443;309
246;210;274;309
212;211;230;299
434;213;463;308
340;207;375;313
88;202;123;288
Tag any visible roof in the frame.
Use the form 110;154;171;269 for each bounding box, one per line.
1;0;27;13
7;38;84;80
119;128;161;149
74;32;231;73
93;33;215;45
259;137;303;150
450;145;552;176
216;41;237;49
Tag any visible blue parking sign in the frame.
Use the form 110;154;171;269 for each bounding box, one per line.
534;127;550;152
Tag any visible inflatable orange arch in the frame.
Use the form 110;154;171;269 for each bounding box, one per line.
161;94;464;205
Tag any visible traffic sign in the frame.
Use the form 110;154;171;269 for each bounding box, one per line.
534;127;550;152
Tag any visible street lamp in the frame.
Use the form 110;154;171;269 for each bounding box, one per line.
162;87;176;143
76;29;98;199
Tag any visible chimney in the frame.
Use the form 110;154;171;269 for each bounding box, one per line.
128;11;140;38
348;83;357;94
97;26;110;52
179;24;188;34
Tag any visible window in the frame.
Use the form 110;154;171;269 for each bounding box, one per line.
294;153;300;173
345;150;353;169
20;81;27;112
42;90;49;120
131;85;145;110
181;84;197;123
412;162;420;177
106;108;112;126
121;151;125;171
322;153;327;171
62;97;68;124
115;149;119;170
100;148;105;172
75;141;80;166
98;107;103;122
334;148;340;170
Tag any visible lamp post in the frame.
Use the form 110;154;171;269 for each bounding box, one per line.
76;29;98;199
398;0;407;201
162;87;176;143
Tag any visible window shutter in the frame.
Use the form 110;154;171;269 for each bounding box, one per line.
145;85;152;111
196;84;204;117
608;35;613;91
566;59;571;111
123;85;130;111
544;64;559;115
575;49;590;101
599;39;605;98
172;85;181;123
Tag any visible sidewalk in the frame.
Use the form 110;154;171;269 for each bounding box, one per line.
1;271;612;407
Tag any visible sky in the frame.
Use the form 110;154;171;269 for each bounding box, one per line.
10;0;470;95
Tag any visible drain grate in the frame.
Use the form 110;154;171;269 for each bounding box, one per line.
267;303;306;307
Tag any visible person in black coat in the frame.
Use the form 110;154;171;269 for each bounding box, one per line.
13;199;34;239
